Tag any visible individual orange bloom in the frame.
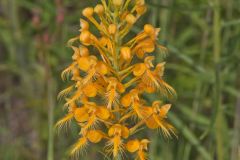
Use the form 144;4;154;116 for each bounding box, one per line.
144;101;175;137
106;124;129;157
74;103;110;129
126;139;150;160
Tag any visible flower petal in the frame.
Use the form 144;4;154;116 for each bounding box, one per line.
133;64;147;76
145;116;158;129
74;107;89;122
159;104;171;118
121;93;131;107
87;130;103;143
126;140;140;153
77;57;91;71
96;106;110;120
121;125;129;139
96;61;108;75
83;83;97;97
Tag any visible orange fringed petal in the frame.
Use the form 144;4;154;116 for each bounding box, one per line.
70;137;88;155
112;135;122;157
137;82;156;93
145;85;156;93
137;150;148;160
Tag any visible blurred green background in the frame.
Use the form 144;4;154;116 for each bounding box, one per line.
0;0;239;160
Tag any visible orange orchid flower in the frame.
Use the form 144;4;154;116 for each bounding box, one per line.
57;0;176;159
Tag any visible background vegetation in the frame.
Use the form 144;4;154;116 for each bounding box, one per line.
0;0;239;160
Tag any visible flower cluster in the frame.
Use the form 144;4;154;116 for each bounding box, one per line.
57;0;176;159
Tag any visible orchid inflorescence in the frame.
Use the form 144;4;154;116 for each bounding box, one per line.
57;0;176;159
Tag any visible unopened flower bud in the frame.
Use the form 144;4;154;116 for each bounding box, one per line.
94;4;104;15
108;24;117;35
136;0;145;5
99;37;108;46
136;5;147;15
82;7;94;17
80;46;89;56
120;11;129;20
80;30;92;45
113;0;123;7
121;47;131;60
144;24;155;35
80;19;89;31
126;14;136;25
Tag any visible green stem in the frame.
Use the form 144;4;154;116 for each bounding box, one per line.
213;0;225;160
123;0;131;10
213;1;221;63
123;77;140;88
